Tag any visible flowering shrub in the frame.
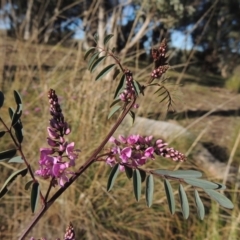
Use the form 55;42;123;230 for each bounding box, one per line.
0;35;233;239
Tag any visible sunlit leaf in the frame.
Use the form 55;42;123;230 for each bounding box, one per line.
108;105;121;119
104;34;114;45
133;169;141;201
194;189;205;220
107;164;120;191
204;189;234;209
95;64;116;81
25;180;34;190
179;184;189;219
164;179;175;214
12;111;22;127
90;56;106;72
13;90;22;105
0;168;28;199
0;149;17;161
8;156;24;163
184;178;221;190
154;170;202;178
146;174;154;207
125;165;133;179
113;74;125;99
31;182;40;213
0;91;4;108
13;122;24;143
84;47;96;60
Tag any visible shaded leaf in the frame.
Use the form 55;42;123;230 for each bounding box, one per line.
25;180;34;190
112;68;120;81
179;184;189;219
0;131;5;138
164;179;175;214
13;90;22;105
90;56;106;72
87;51;100;70
0;91;4;108
108;105;121;119
104;34;114;45
125;165;133;179
194;189;205;220
84;47;95;60
146;174;154;207
13;122;24;143
133;169;141;201
8;156;24;163
107;164;120;191
12;111;22;127
133;80;142;95
95;64;116;81
154;169;202;178
110;99;121;108
94;33;99;42
31;182;40;213
113;74;125;99
8;107;14;120
139;168;146;182
204;189;234;209
0;168;28;198
128;111;135;124
0;149;17;161
184;178;221;190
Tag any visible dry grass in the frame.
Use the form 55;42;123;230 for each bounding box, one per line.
0;36;240;240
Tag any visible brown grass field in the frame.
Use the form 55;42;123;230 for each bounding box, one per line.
0;36;240;239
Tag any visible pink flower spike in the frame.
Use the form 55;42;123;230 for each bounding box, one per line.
47;138;58;147
118;135;127;143
127;135;139;144
47;127;59;139
66;142;78;166
120;147;132;162
144;147;154;158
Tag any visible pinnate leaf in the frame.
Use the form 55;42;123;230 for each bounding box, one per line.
8;156;24;163
104;34;114;45
113;74;125;99
125;165;133;179
204;189;234;209
87;51;100;70
0;131;5;138
0;149;17;161
84;47;95;60
13;90;22;105
0;168;28;199
95;64;115;81
194;189;205;220
31;182;40;213
146;174;154;207
25;180;34;190
90;56;106;72
184;178;222;190
107;164;120;191
133;169;141;201
179;184;189;219
0;91;4;108
153;169;202;178
164;179;175;214
108;105;121;119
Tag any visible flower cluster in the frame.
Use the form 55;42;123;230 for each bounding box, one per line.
119;69;136;103
35;89;79;187
151;38;169;79
106;135;185;171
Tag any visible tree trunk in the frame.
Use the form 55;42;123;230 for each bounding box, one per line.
23;0;33;40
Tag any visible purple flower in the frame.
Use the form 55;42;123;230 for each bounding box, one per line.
120;147;132;162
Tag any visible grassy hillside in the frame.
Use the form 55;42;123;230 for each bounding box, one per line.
0;36;239;239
